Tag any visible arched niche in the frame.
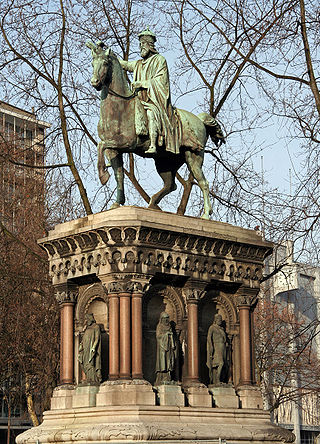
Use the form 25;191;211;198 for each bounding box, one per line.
142;284;185;385
198;289;238;386
75;283;109;382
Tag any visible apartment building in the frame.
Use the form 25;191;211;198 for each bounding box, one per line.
0;101;50;443
262;242;320;444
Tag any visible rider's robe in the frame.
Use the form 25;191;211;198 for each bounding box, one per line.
121;54;181;154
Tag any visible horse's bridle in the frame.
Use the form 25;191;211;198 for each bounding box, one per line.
100;53;138;101
108;88;137;100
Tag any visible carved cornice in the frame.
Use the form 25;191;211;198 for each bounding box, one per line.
40;225;271;289
40;226;271;263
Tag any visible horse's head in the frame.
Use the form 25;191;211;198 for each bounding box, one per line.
86;40;111;91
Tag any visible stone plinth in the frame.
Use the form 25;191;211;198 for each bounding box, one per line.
184;385;212;407
72;384;99;408
209;385;239;408
237;385;264;409
96;380;156;406
156;383;185;406
16;405;294;444
15;207;293;444
50;385;75;410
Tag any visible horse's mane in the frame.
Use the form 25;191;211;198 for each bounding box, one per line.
107;50;131;93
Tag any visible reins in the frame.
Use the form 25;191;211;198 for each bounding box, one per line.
107;88;137;100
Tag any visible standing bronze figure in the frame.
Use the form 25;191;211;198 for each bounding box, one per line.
78;313;102;384
206;314;227;385
155;312;177;385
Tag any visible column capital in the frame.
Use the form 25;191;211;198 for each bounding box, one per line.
235;287;259;309
183;288;205;303
101;273;152;295
55;282;78;305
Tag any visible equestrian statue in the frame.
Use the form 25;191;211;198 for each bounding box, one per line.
86;27;225;219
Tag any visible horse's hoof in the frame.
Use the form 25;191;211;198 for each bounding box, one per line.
110;202;121;210
201;213;210;220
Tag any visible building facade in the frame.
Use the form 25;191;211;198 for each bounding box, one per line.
0;100;50;229
261;242;320;444
0;101;50;443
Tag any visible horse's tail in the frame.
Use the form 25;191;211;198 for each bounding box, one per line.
197;112;226;147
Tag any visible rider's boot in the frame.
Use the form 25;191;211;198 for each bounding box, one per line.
145;111;157;155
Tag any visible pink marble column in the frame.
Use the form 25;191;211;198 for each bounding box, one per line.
61;303;74;384
56;285;77;385
187;298;200;383
239;304;252;385
119;292;131;379
108;293;120;380
131;292;143;379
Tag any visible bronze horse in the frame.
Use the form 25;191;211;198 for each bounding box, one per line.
87;41;225;219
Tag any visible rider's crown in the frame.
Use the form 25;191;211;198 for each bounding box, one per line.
138;26;156;42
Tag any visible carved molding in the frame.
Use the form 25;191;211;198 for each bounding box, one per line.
212;292;239;327
143;284;185;330
75;283;108;327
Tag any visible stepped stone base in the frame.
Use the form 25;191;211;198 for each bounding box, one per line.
16;405;294;444
237;385;264;409
155;383;185;406
209;385;239;408
96;379;156;406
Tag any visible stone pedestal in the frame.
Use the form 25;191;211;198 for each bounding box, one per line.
96;380;156;406
209;385;239;408
184;384;212;407
72;384;99;408
237;385;264;409
17;405;294;444
50;385;75;410
16;207;293;444
156;383;185;406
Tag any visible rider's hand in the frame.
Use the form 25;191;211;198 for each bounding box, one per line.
131;81;143;90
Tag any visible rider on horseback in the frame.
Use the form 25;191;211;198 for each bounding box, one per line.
119;27;179;155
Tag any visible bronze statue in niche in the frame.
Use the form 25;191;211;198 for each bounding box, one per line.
78;313;102;384
155;311;177;385
206;314;228;385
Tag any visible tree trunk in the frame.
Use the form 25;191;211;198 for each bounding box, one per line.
6;400;10;444
25;375;39;427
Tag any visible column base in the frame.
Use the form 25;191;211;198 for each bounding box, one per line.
96;379;156;406
208;384;239;408
50;384;75;410
155;383;185;406
184;383;212;407
236;384;264;409
72;383;100;408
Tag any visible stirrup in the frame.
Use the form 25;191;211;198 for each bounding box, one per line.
145;146;157;154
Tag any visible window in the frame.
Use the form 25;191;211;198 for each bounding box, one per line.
301;430;319;444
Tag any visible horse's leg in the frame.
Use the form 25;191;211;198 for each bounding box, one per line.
149;159;177;209
107;149;125;209
98;141;111;185
185;150;213;219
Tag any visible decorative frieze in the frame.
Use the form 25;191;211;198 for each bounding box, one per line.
44;243;266;287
